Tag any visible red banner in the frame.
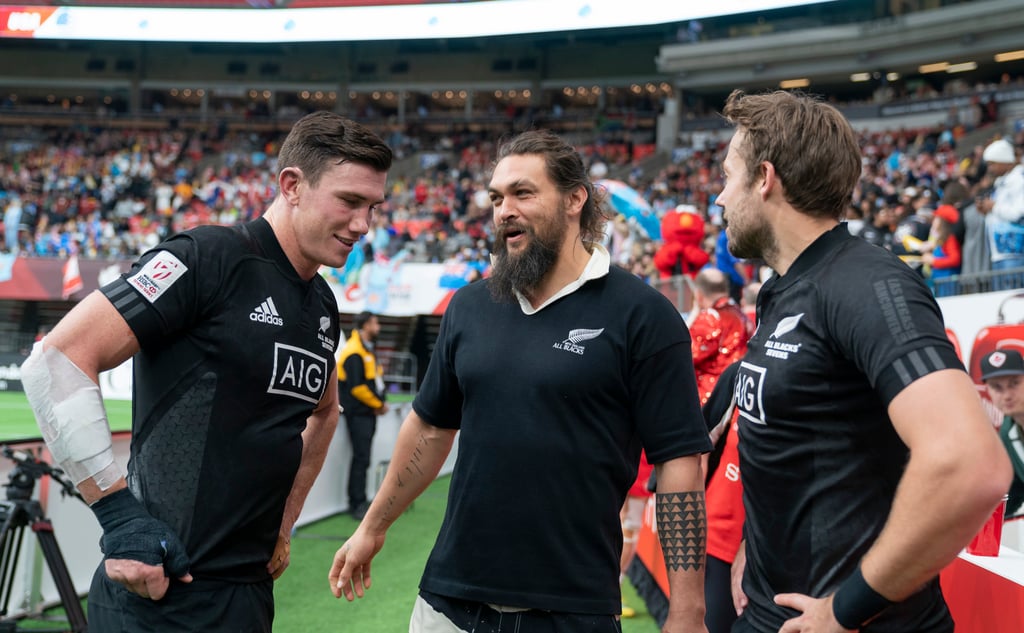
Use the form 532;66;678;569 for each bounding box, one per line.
0;255;130;301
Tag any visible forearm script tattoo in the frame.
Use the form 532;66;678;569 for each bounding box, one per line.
656;491;706;571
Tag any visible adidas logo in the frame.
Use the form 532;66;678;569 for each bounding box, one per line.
250;297;283;326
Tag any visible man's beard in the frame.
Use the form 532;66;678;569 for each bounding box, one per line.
727;212;777;263
489;215;566;303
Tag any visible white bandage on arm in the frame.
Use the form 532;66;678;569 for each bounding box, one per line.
21;342;124;490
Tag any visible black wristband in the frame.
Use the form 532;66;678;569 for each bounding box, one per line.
831;565;894;630
90;487;148;530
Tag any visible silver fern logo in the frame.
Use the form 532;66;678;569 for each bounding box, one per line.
764;313;804;359
771;313;804;338
553;327;605;356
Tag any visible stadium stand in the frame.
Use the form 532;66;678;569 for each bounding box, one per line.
2;0;1024;355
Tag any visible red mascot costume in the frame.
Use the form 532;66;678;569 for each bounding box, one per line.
653;204;709;279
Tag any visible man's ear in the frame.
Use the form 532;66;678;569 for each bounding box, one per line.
279;167;303;204
566;185;587;218
758;161;778;201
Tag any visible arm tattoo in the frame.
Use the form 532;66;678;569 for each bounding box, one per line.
656;490;706;572
395;433;430;488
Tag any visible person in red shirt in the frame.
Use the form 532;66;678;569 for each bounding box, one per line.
702;362;745;633
921;203;962;296
618;451;654;618
690;267;752;405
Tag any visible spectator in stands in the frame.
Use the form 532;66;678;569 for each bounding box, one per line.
337;310;389;522
21;111;393;633
690;267;751;405
617;451;654;619
329;129;711;632
980;138;1024;286
701;361;745;633
891;194;934;275
714;219;749;302
2;193;21;253
980;349;1024;519
920;204;962;296
857;202;895;250
719;88;1010;633
739;280;760;325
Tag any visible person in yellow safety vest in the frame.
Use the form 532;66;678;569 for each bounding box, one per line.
337;311;388;520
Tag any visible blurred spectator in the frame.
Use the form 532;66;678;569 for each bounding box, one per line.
857;203;895;250
980;139;1024;284
921;204;962;296
689;267;751;406
714;221;749;303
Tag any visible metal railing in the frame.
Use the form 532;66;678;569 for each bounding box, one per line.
932;267;1024;298
378;350;417;397
648;274;697;316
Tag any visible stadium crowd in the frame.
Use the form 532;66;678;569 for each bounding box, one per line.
2;77;1023;299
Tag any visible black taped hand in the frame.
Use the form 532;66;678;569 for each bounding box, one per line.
90;488;191;578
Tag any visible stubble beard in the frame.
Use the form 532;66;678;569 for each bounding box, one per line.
488;217;566;303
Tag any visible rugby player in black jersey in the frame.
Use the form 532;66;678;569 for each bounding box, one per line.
718;89;1011;633
22;111;392;632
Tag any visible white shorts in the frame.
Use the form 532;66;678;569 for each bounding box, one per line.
410;595;463;633
621;496;646;533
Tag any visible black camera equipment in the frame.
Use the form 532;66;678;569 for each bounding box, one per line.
0;445;87;633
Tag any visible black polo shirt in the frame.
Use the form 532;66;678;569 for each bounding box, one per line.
414;265;711;614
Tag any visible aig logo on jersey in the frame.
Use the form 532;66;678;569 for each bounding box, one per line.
735;361;767;425
268;343;327;404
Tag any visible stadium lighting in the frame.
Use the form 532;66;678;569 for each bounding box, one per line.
918;62;950;74
994;49;1024;62
850;72;871;82
779;78;810;89
945;61;977;74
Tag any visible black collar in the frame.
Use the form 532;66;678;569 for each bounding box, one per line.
247;217;304;283
768;222;850;293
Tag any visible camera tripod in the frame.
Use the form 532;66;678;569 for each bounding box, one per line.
0;446;87;633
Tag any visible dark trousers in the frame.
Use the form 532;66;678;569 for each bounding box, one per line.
88;565;273;633
706;555;738;633
345;413;377;508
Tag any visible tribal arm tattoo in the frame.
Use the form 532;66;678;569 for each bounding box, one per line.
656;490;706;572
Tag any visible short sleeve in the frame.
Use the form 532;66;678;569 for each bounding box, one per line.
100;234;209;348
630;296;712;463
826;262;963;406
412;293;464;429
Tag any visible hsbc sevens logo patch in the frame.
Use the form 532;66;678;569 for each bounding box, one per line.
735;361;767;425
268;343;328;404
128;251;187;303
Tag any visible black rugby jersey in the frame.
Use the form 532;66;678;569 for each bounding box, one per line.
101;218;340;582
735;224;960;633
414;265;711;615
